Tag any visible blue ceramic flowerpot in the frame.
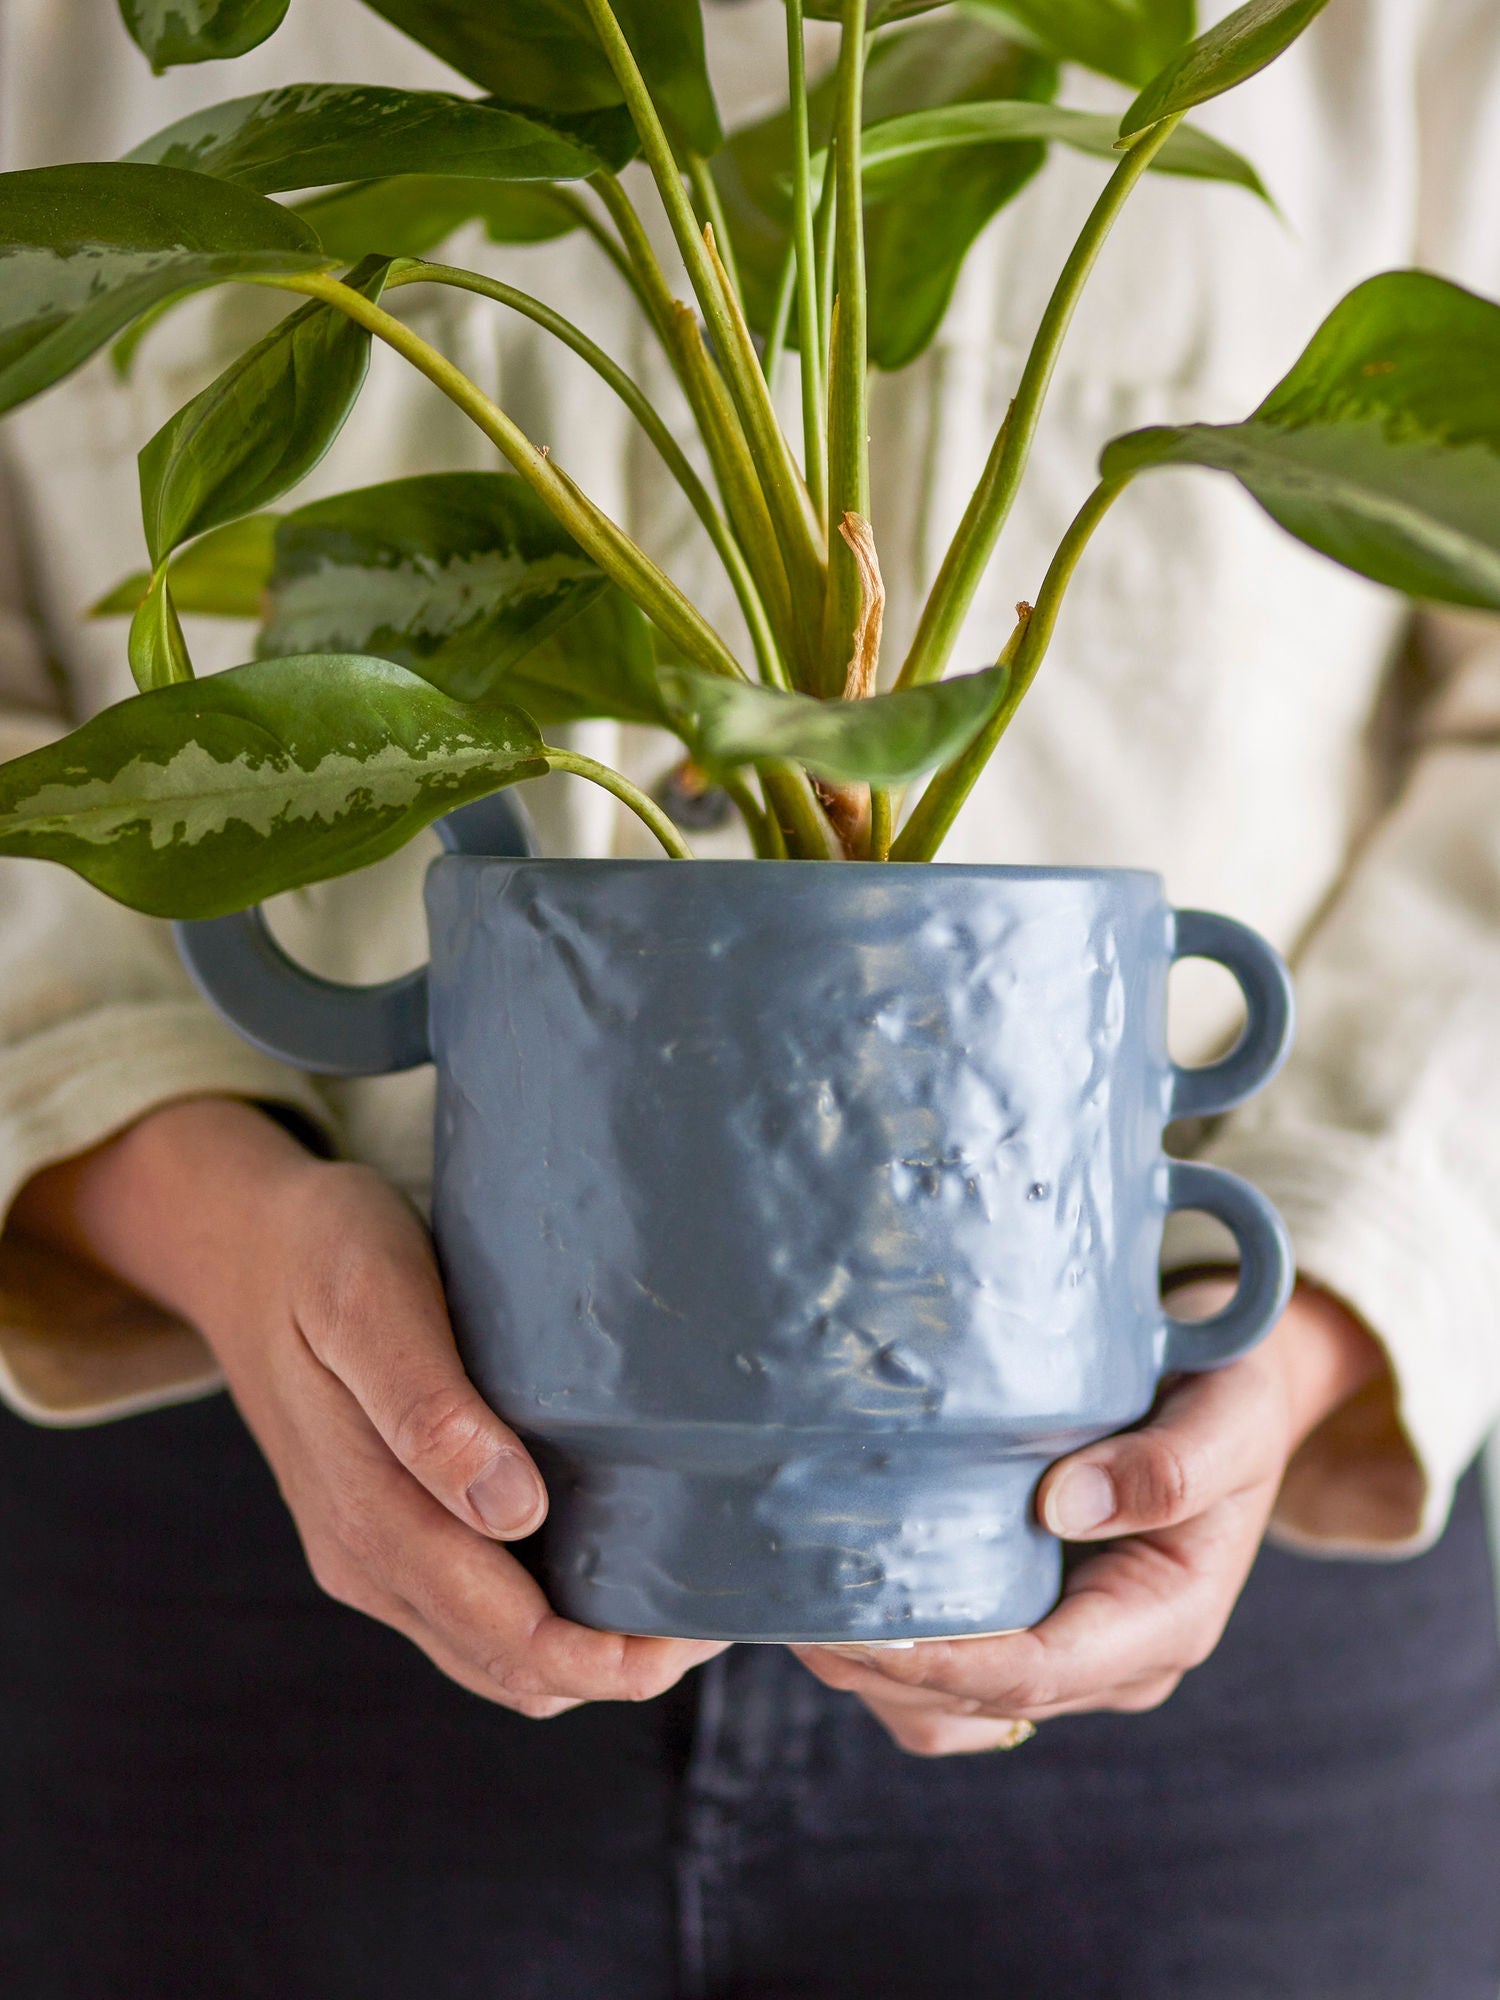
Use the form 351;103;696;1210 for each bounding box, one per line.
178;798;1294;1644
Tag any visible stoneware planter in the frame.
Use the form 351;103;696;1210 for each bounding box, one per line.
178;797;1294;1645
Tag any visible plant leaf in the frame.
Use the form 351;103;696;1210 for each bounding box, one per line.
662;663;1009;786
716;15;1056;369
126;85;633;194
138;255;391;570
1121;0;1328;139
128;568;195;690
257;472;667;725
358;0;723;157
0;654;547;920
294;177;584;261
0;164;328;415
92;515;279;619
1100;271;1500;611
112;171;601;374
856;101;1267;200
119;0;290;68
963;0;1195;88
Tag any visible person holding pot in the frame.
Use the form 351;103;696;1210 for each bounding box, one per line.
0;1;1497;1994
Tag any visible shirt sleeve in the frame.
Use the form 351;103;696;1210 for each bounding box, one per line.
0;446;335;1427
1179;0;1500;1556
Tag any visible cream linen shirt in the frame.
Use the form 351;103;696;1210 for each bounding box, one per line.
0;0;1497;1553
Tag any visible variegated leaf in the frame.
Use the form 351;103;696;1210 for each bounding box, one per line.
119;0;290;69
126;85;635;193
0;655;547;918
1101;271;1500;611
0;164;328;414
258;473;667;724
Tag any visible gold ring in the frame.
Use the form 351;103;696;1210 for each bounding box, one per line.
988;1718;1037;1750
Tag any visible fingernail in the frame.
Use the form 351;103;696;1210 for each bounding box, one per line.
1046;1464;1115;1538
468;1450;546;1538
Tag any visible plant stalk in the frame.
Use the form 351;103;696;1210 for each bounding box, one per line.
895;117;1182;693
764;758;844;859
717;768;781;858
591;173;803;689
868;785;893;861
579;0;828;646
588;170;687;357
389;263;783;690
814;138;838;390
890;477;1128;860
819;0;872;696
544;747;695;858
673;308;798;686
686;153;741;301
762;246;797;399
549;187;657;322
785;0;828;524
258;270;743;685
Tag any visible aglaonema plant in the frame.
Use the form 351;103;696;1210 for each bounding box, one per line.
0;0;1498;915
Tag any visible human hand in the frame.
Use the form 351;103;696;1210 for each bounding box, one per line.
14;1098;725;1716
793;1280;1385;1756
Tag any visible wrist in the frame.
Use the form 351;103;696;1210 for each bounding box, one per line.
1165;1271;1386;1447
1269;1280;1387;1447
12;1096;317;1327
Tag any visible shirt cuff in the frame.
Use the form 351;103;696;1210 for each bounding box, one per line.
0;1000;333;1426
1172;1122;1499;1558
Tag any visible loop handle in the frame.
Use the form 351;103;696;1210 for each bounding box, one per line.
174;792;535;1079
1169;909;1294;1121
1160;1159;1293;1373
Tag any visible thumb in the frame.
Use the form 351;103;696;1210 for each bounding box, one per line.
1035;1360;1278;1543
296;1179;547;1542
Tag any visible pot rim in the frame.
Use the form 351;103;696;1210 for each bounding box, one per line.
429;854;1166;889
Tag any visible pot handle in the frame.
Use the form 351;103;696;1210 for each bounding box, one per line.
1168;909;1294;1120
1160;1159;1294;1373
173;792;535;1079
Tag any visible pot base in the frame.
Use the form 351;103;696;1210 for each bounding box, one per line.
525;1427;1071;1645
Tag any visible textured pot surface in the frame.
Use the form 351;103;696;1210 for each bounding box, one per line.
424;860;1291;1643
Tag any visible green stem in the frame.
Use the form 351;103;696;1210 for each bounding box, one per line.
895;117;1181;693
763;759;843;860
814;138;838;404
588;171;684;356
819;0;871;696
259;270;743;685
591;174;798;689
869;785;893;861
579;0;827;634
390;262;782;690
762;245;797;400
718;768;780;858
672;308;796;688
891;478;1128;861
785;0;828;525
686;152;741;301
543;747;695;859
549;187;656;322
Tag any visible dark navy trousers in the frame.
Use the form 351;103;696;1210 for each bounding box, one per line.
1;1391;1497;1998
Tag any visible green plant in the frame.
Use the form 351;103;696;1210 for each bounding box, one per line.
0;0;1497;910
